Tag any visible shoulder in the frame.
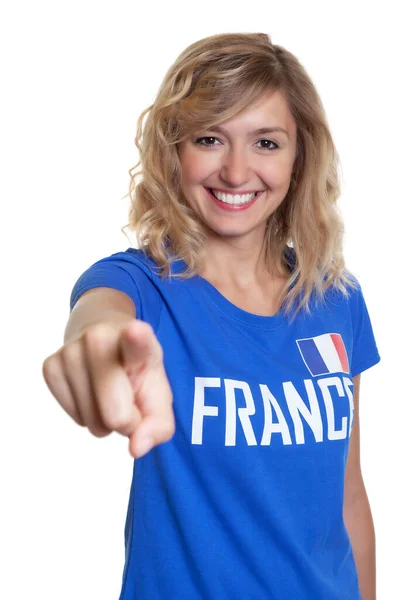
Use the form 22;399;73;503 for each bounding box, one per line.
70;247;166;329
110;247;161;278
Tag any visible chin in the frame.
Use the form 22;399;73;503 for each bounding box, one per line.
204;220;264;240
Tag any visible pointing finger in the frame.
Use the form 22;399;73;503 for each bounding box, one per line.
119;320;162;376
84;326;143;437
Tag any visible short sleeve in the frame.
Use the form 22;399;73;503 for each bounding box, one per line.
350;281;381;377
69;251;163;331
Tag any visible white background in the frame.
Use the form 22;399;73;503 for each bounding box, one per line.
1;1;415;598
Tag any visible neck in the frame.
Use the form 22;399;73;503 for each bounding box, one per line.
199;232;271;288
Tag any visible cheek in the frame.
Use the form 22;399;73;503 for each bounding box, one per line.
262;160;293;188
180;148;216;186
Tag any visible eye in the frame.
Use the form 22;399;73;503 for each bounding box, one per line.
256;139;280;151
194;137;220;147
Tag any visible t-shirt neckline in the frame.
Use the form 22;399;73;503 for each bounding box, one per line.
193;273;293;331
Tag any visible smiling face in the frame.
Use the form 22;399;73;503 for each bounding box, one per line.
177;90;298;246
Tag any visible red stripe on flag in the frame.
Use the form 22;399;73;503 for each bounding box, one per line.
330;334;349;373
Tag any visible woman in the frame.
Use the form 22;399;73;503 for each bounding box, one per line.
43;32;380;599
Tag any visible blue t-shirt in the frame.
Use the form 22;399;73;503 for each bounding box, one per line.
70;247;381;600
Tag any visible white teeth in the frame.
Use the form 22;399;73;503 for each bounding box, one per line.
211;189;258;205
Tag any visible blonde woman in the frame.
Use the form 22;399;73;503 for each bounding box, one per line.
42;33;380;600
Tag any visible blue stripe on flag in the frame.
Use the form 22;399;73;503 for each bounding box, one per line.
297;338;330;376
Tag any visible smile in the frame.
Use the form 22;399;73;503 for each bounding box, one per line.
208;188;263;205
205;187;264;212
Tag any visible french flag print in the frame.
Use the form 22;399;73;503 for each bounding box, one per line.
296;333;350;377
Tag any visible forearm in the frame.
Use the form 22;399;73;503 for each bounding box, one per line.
65;309;134;344
344;488;376;600
64;288;136;344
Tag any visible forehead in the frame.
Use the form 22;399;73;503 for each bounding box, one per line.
214;90;296;136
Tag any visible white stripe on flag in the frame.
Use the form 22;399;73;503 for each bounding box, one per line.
314;334;342;374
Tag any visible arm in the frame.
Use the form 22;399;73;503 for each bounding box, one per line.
343;374;376;600
43;285;174;457
64;287;136;344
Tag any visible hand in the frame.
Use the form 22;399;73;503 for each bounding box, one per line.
42;319;175;458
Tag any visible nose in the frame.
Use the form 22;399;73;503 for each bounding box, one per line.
219;146;251;188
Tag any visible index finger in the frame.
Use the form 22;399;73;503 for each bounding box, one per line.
84;327;143;437
119;320;162;375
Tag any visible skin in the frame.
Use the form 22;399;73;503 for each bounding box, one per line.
177;89;298;309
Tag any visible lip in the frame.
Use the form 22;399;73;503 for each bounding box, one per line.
205;187;263;212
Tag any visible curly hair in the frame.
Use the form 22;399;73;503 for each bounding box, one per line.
121;32;359;321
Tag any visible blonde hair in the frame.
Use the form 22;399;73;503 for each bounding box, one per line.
121;32;359;321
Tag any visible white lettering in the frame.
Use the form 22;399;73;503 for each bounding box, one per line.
191;376;352;447
342;377;355;437
317;377;347;440
191;377;221;444
259;384;292;445
283;380;323;443
224;379;257;446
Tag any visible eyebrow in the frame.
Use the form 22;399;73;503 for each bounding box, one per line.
208;125;290;139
